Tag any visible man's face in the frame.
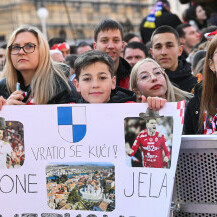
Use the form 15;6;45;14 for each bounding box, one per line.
150;33;183;71
94;29;124;64
0;130;4;140
76;46;92;55
124;48;146;67
182;26;200;50
146;119;157;135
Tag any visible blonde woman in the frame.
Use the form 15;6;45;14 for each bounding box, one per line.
0;25;78;105
130;58;192;104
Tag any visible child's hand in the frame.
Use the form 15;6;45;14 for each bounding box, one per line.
141;95;167;110
0;96;6;110
6;90;26;105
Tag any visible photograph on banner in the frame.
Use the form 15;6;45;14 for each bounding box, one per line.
0;117;24;169
125;108;173;168
46;162;115;211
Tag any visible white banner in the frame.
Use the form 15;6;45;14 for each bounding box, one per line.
0;102;185;217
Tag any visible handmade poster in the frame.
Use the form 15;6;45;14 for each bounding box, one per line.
0;102;185;217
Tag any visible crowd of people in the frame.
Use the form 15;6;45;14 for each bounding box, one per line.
0;0;217;168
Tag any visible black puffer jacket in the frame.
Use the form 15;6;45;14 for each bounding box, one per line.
183;83;203;134
116;57;131;89
75;86;136;103
165;59;198;93
0;71;80;104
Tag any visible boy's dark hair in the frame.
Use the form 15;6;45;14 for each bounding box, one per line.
123;41;148;57
176;23;192;38
151;25;180;45
74;50;114;80
94;19;124;41
123;33;140;43
65;54;78;69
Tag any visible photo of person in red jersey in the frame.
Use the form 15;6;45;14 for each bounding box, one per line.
0;117;24;169
125;108;172;168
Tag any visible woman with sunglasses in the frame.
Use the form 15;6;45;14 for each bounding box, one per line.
130;58;192;107
0;25;78;105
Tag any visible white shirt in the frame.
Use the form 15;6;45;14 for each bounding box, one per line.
0;140;12;169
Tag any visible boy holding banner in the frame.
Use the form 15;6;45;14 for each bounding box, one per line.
73;49;166;109
73;50;136;103
0;49;166;107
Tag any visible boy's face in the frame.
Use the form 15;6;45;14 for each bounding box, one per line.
150;33;183;71
74;62;116;103
93;29;124;64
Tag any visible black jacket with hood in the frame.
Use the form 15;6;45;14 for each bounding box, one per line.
183;82;203;134
75;86;136;104
0;71;79;104
165;59;198;93
116;57;131;89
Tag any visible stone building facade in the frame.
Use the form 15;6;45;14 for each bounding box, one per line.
0;0;154;43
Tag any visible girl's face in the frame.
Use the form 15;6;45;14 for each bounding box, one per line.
10;32;39;77
136;61;167;98
196;5;207;21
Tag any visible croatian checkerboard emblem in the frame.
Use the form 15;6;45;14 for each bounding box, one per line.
57;106;86;143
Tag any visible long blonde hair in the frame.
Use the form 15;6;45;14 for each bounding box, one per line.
199;34;217;128
1;25;69;104
130;58;192;102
